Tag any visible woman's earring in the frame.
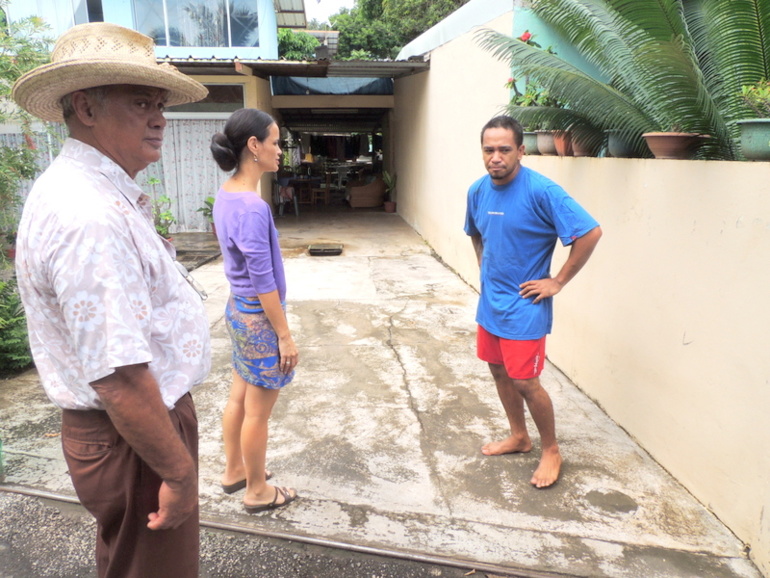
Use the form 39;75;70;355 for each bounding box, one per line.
253;155;259;162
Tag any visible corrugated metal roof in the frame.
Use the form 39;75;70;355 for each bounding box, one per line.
163;57;429;79
275;0;307;28
160;52;430;135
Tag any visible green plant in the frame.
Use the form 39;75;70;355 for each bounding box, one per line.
196;196;215;222
0;6;51;238
382;170;397;202
739;80;770;118
0;278;33;377
277;28;320;60
144;176;176;238
477;0;770;160
153;195;176;238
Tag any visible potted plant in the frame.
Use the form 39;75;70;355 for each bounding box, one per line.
382;170;397;213
152;195;176;240
196;196;216;236
736;79;770;161
642;125;709;159
504;31;573;156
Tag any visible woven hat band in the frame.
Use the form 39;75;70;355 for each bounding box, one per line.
12;22;207;123
52;26;157;65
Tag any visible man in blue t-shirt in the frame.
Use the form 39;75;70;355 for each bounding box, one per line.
465;116;602;488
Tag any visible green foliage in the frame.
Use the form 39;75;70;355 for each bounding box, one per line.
306;19;332;31
196;196;215;222
278;28;320;60
0;278;32;377
0;3;51;233
332;0;471;60
477;0;770;160
331;8;396;59
382;170;397;201
506;30;561;130
144;177;176;238
153;195;176;238
739;80;770;118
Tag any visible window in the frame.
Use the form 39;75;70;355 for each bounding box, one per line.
133;0;259;48
167;84;245;113
87;0;104;22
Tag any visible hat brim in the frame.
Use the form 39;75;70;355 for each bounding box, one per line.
13;59;208;123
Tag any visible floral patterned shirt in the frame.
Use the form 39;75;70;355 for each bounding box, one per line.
15;139;211;410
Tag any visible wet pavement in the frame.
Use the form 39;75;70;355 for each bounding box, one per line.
0;210;763;577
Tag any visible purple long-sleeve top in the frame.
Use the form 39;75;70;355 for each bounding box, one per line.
213;189;286;302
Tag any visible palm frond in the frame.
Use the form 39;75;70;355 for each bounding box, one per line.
476;0;769;160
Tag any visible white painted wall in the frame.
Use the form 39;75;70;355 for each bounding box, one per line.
392;11;770;577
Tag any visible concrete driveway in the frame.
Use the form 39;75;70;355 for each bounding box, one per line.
0;211;762;578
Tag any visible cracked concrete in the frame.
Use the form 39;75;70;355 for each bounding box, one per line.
0;210;763;577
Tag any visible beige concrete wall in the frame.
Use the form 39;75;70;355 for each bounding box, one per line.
392;13;770;577
193;74;275;202
393;12;513;280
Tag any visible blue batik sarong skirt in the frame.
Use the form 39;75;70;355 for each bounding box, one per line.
225;294;294;389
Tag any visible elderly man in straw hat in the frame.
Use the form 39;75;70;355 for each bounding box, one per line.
12;22;211;577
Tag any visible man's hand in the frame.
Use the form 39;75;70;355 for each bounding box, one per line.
519;278;563;304
520;226;603;304
147;476;198;530
91;364;198;531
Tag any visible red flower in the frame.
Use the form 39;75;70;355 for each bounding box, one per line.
520;31;532;42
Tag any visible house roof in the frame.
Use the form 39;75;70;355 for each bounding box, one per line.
163;57;430;133
163;56;429;134
275;0;307;28
163;57;429;80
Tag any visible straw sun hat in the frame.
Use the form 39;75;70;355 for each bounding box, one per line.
12;22;208;123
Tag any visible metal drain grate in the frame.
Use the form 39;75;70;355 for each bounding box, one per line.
308;243;343;256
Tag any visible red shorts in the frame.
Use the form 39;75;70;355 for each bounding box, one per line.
477;325;546;379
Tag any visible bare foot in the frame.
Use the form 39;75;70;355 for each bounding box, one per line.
530;447;562;488
481;435;533;456
221;469;272;488
243;484;297;509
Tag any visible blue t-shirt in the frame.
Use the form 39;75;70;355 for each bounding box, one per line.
464;166;599;340
213;189;286;303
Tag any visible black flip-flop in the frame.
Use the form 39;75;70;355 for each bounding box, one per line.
243;486;298;514
221;470;273;494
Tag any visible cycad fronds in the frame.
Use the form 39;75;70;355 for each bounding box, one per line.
477;0;768;160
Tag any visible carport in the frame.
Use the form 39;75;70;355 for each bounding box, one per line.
154;56;429;227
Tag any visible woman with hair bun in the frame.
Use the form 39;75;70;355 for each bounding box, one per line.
210;108;299;513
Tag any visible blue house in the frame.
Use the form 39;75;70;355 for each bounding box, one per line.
5;0;302;60
5;0;427;229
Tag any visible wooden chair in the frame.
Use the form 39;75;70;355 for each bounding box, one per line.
311;172;333;205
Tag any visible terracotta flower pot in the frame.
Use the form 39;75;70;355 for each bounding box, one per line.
642;132;707;160
553;131;573;156
571;136;600;157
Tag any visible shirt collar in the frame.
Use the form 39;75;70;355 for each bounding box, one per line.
60;138;147;206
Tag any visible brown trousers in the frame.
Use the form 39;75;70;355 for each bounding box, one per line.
61;393;199;578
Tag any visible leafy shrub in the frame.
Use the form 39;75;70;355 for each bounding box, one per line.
0;278;32;377
739;80;770;118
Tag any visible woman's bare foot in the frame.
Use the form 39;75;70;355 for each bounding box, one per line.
481;435;533;456
243;484;297;509
531;447;562;488
221;469;272;491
